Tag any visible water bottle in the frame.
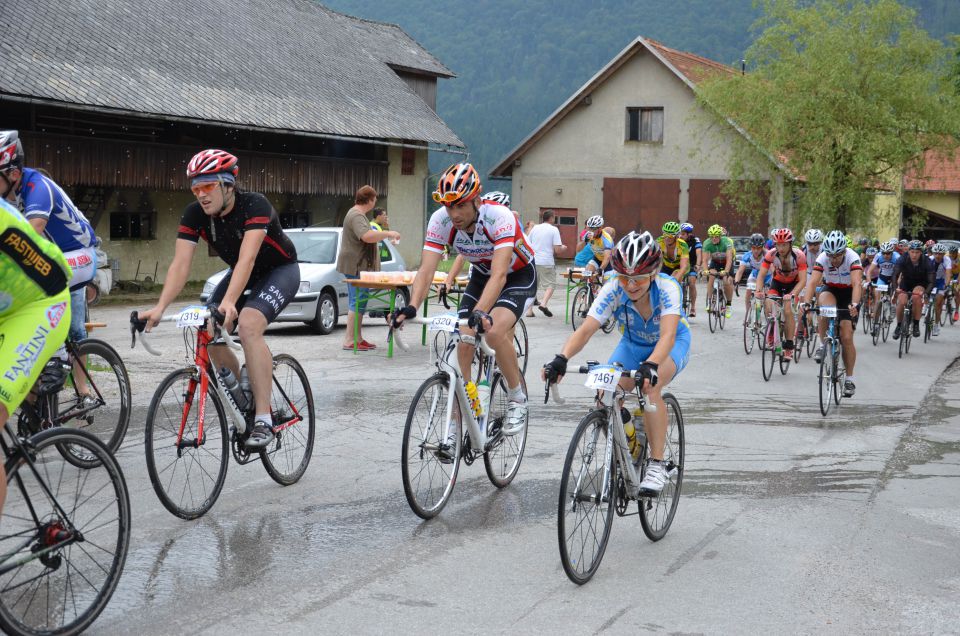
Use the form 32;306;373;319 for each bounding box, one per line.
219;367;248;412
239;365;252;406
464;381;481;419
476;379;491;417
623;419;642;462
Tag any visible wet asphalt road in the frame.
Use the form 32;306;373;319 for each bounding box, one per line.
86;289;960;634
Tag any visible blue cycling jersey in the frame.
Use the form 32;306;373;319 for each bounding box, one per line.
872;252;899;279
587;274;691;346
17;167;95;252
574;243;594;267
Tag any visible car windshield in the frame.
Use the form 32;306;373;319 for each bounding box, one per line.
732;236;751;253
287;231;338;264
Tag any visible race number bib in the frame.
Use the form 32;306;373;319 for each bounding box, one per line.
177;306;207;328
820;306;837;318
428;314;458;333
876;283;888;292
585;365;621;391
746;281;756;290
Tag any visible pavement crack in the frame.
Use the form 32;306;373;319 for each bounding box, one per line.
665;515;738;576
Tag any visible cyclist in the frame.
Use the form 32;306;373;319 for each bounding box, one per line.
802;231;862;398
924;239;936;256
803;229;824;265
856;236;870;259
733;232;771;323
657;221;689;283
896;239;909;255
577;215;614;277
679;222;701;316
137;149;299;449
930;243;952;336
0;198;73;514
866;242;899;335
542;231;690;494
891;239;934;340
393;162;535;436
703;224;735;319
949;246;960;322
755;228;807;356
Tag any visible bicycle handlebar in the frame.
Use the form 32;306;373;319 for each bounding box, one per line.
130;307;241;357
544;364;657;412
390;316;496;358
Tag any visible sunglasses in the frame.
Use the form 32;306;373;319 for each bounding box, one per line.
432;190;461;204
618;272;657;284
191;182;220;196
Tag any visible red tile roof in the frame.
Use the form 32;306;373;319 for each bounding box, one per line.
904;149;960;193
645;38;737;85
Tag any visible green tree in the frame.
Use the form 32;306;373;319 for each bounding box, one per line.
696;0;960;233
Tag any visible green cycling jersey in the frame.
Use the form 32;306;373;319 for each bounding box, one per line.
0;198;71;315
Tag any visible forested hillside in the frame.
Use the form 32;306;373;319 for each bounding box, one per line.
321;0;960;183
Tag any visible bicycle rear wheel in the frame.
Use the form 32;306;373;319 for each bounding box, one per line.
144;367;230;520
557;410;615;584
761;322;775;382
571;286;589;332
832;345;844;406
513;319;529;376
401;373;462;519
818;341;834;416
261;354;315;485
483;373;527;488
639;394;684;541
0;429;130;636
742;317;755;355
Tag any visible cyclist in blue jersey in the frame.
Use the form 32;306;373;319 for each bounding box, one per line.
543;231;691;494
679;223;701;316
733;233;772;322
865;241;900;336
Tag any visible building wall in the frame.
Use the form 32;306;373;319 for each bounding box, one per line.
904;191;960;221
383;146;429;266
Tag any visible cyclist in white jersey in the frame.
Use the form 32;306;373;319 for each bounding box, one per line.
393;163;535;435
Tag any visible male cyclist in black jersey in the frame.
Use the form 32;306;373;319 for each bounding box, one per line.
138;150;299;449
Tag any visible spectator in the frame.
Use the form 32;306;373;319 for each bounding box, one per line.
524;220;535;235
368;207;389;231
336;185;400;351
527;209;566;317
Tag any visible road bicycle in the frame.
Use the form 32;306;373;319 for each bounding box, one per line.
131;306;315;520
706;270;729;333
756;292;792;380
860;281;875;335
870;282;894;346
0;422;130;635
923;291;937;343
896;290;918;359
548;363;683;584
432;315;529;376
942;281;957;326
571;272;616;334
812;305;845;416
741;280;764;355
394;315;528;519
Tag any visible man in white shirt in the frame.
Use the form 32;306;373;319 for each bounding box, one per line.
527;209;566;317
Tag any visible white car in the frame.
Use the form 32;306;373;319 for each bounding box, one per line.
200;227;408;334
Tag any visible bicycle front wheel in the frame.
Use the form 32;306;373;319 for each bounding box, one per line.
761;322;775;382
0;429;130;636
882;304;891;341
833;345;844;406
818;342;834;416
558;410;615;585
742;317;755;355
261;354;316;485
571;286;589;332
513;318;529;376
708;296;718;333
483;373;527;488
401;373;462;519
639;393;684;541
144;367;230;520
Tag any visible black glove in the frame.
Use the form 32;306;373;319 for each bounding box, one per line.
638;361;659;387
543;354;568;382
468;310;492;332
391;305;417;328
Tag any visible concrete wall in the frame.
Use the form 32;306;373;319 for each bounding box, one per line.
385;146;430;266
904;191;960;221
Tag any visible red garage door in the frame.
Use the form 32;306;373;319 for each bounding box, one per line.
602;178;680;239
688;179;769;236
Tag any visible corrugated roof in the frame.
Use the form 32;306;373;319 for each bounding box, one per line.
904;149;960;193
0;0;463;148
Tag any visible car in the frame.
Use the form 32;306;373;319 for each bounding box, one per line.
728;235;753;283
200;227;408;335
937;238;960;253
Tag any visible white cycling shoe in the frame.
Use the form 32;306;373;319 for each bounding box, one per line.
639;460;668;494
502;400;528;436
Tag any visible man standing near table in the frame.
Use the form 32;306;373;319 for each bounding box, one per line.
337;185;400;351
527;209;566;317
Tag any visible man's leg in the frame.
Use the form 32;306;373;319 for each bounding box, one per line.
687;273;698;315
68;286;91;396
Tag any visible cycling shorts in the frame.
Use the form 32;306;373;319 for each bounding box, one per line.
64;246;97;290
819;285;854;323
770;279;798;298
934;278;946;293
586;256;612;273
747;271;773;287
458;263;537;323
607;329;691;377
0;289;71;415
208;262;300;323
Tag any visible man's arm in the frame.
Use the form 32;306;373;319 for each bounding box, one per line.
724;246;735;273
361;229;400;244
141;239;198;328
408;249;444;310
28;218;48;234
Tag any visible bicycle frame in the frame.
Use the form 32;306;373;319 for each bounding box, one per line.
431;327;495;453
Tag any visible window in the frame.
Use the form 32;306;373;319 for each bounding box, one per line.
626;107;664;143
280;212;310;228
401;148;416;175
109;212;155;240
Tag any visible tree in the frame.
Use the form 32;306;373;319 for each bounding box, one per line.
696;0;960;233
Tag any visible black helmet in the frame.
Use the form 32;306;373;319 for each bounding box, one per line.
749;233;765;247
0;130;23;172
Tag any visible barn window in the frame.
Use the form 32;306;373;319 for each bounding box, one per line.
626;107;664;143
109;212;155;240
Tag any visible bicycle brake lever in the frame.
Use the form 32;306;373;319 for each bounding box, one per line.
130;311;147;349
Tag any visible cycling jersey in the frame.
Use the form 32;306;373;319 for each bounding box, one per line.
573;243;594;267
657;237;689;270
424;203;534;274
803;246;823;266
861;256;878;280
762;246;807;284
0;199;71;314
740;249;765;274
703;237;734;268
814;249;862;288
893;253;934;291
931;255;952;282
579;230;614;262
177;191;297;274
16;167;96;252
872;252;899;280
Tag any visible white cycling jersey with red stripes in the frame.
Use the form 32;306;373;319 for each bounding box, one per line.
423;203;534;274
814;248;862;287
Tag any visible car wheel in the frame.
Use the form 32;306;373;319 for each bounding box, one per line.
310;291;338;335
398;286;411;308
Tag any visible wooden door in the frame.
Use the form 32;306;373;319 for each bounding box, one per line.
602;178;680;239
688;179;768;236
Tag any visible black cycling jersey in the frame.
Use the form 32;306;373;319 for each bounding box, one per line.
177;191;297;274
893;253;934;291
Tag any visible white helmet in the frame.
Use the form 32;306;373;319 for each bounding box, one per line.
585;215;604;229
483;191;510;207
822;231;847;255
880;241;894;253
932;243;948;254
804;228;824;244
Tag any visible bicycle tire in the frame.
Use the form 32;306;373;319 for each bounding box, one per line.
483;372;528;488
742;318;754;355
779;347;791;375
832;344;844;407
571;286;590;332
401;373;462;519
557;410;615;584
806;326;818;358
0;428;130;636
708;296;718;333
898;319;906;358
882;303;891;341
717;292;727;330
639;393;684;541
818;340;833;416
514;318;529;376
948;296;955;325
260;354;316;486
144;367;230;520
761;321;775;381
872;316;880;346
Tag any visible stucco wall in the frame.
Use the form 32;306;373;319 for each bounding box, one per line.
904;191;960;221
385;146;430;267
514;177;600;227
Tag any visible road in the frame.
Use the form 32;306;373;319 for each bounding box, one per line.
83;291;960;634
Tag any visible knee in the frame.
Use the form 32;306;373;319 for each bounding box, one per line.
237;316;266;341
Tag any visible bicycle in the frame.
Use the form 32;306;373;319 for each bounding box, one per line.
756;292;791;380
812;305;845;416
131;306;316;520
549;363;684;584
394;315;528;519
941;284;956;326
742;280;764;355
571;272;616;334
432;315;529;376
706;270;729;333
871;282;894;346
0;423;130;635
860;282;875;335
896;290;917;359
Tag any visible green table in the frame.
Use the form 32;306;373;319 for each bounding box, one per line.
344;279;403;357
562;267;587;324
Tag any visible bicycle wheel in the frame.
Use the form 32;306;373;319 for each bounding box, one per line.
513;318;529;376
639;393;684;541
717;293;727;330
742;316;755;355
571;286;590;332
898;318;907;358
761;322;775;382
0;428;130;636
881;303;891;341
806;324;818;358
557;410;615;585
708;293;718;333
56;338;131;466
144;367;230;520
779;345;791;375
948;296;956;325
832;345;844;406
818;340;834;416
260;354;315;486
924;311;932;342
483;372;528;488
401;373;462;519
905;322;913;354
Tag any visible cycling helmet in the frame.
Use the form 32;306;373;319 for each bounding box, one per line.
932;243;948;254
804;228;824;244
772;228;794;243
661;221;681;236
749;232;765;247
680;222;694;233
612;231;662;276
908;239;923;250
482;191;510;207
187;149;239;183
857;236;869;246
36;360;69;396
925;239;935;248
0;130;23;172
950;246;959;254
585;215;604;229
707;224;724;237
880;241;894;253
433;162;481;206
865;247;878;257
822;231;847;255
898;239;909;248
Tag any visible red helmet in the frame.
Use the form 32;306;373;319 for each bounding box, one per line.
772;228;794;244
187;149;239;182
433;162;481;206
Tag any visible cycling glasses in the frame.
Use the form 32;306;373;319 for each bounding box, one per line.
618;272;657;284
191;181;220;196
432;190;464;204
